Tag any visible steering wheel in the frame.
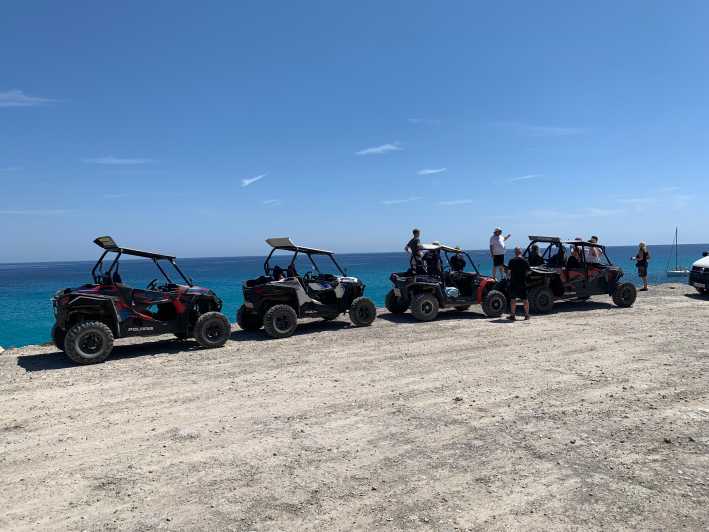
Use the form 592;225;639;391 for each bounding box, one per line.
303;271;315;282
146;278;159;291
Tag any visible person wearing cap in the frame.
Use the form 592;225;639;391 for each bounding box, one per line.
507;247;530;321
489;227;511;280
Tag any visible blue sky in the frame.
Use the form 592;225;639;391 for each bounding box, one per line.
2;1;708;262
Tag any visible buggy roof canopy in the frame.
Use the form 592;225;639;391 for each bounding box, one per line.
528;235;562;243
527;235;605;248
93;236;176;260
265;237;333;255
420;243;464;253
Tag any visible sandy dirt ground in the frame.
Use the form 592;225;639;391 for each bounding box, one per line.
1;284;707;531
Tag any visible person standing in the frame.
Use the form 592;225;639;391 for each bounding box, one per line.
405;228;422;271
633;241;651;291
489;227;511;280
507;247;530;321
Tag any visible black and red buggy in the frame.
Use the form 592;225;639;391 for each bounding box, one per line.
496;236;637;313
385;243;507;321
51;236;230;364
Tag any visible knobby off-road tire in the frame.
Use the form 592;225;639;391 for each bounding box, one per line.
349;297;376;327
612;282;637;308
237;305;262;331
385;289;409;314
529;286;554;314
482;290;506;318
410;293;439;322
51;324;66;352
263;304;298;339
193;311;231;348
64;321;114;365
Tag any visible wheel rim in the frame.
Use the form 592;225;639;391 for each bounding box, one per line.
421;300;433;315
539;292;551;307
356;305;371;321
274;312;293;333
490;296;503;312
205;321;224;341
622;287;632;301
76;331;104;359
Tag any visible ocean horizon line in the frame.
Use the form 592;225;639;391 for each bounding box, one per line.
2;241;709;267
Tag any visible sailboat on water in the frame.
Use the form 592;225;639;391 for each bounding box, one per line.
666;226;689;277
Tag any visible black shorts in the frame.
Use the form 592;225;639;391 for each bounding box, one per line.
510;283;527;300
493;254;505;267
637;265;648;277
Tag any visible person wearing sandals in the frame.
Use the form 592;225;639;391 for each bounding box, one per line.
633;241;650;291
507;247;530;321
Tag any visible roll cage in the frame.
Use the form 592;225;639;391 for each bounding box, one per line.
263;237;346;277
523;236;612;267
91;236;194;286
415;243;481;274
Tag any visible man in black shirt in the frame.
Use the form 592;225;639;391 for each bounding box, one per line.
405;228;422;272
507;247;530;321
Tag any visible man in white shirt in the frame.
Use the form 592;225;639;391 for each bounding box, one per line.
489;227;511;280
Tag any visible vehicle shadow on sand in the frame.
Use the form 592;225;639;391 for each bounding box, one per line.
230;318;352;341
684;292;708;301
378;310;489;324
16;338;206;372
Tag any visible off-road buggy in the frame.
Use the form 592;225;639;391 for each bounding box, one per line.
237;238;376;338
385;243;507;321
495;236;637;313
51;236;230;364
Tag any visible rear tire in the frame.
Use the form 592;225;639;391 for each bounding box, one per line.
410;293;439;322
64;321;114;365
696;287;707;295
350;297;376;326
612;282;637;307
193;312;231;348
385;289;409;314
51;324;66;352
482;290;506;318
529;287;554;314
263;304;298;339
237;305;262;331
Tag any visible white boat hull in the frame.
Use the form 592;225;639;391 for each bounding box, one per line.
667;270;689;277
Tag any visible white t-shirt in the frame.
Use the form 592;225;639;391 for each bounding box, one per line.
490;234;505;255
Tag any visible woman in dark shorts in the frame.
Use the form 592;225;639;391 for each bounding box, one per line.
633;241;650;291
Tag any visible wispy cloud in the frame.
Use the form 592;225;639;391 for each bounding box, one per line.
417;168;447;176
381;196;421;205
356;143;402;156
530;207;620;219
438;199;473;206
617;197;656;206
263;199;281;206
82;156;154;165
509;174;542;182
241;173;267;187
0;208;71;216
493;121;586;137
0;166;22;172
408;118;439;125
0;89;56;108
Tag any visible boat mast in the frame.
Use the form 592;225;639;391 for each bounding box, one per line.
675;226;679;269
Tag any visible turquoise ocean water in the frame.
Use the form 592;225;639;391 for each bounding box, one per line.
1;243;706;348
